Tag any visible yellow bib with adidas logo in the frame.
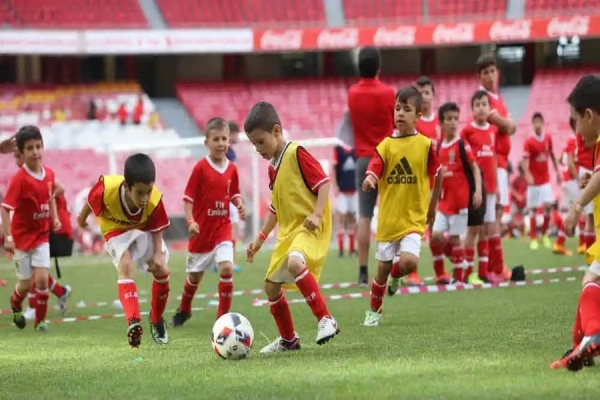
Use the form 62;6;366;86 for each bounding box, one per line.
375;132;433;242
586;139;600;264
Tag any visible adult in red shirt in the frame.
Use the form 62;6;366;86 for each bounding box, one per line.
522;112;560;249
347;46;395;286
415;76;439;143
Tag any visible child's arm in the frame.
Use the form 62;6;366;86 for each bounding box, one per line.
50;196;60;230
313;182;330;218
77;203;92;228
470;161;483;202
567;153;578;181
363;151;384;191
54;181;65;197
488;111;516;135
576;171;600;208
261;210;278;237
1;207;11;241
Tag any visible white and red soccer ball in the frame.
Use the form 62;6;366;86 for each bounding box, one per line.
211;312;254;360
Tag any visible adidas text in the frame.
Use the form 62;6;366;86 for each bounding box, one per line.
387;175;418;184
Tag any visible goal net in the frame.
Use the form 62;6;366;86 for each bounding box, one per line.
107;135;344;243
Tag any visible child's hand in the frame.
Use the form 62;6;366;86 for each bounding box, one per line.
580;172;592;189
362;175;377;192
53;218;61;232
472;190;482;208
3;236;13;254
77;215;88;229
525;173;534;185
237;202;247;221
188;221;200;237
303;214;321;232
246;238;263;263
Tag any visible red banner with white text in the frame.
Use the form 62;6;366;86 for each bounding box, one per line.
253;15;599;52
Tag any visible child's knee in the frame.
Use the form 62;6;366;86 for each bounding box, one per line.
286;253;306;276
218;262;233;276
430;232;445;245
117;259;135;280
188;272;203;285
264;280;281;300
18;279;31;293
33;268;48;290
397;254;419;275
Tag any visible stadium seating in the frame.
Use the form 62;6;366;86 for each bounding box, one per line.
428;0;507;19
525;0;600;14
343;0;422;24
156;0;326;27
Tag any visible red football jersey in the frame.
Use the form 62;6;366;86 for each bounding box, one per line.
523;134;553;185
1;166;55;251
576;134;595;171
183;157;241;253
511;176;527;210
437;138;475;215
561;136;577;181
485;90;511;169
460;122;498;194
416;115;439;142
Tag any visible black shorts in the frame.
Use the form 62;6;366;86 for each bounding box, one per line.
467;190;487;227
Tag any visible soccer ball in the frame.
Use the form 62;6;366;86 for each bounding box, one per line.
211;312;254;360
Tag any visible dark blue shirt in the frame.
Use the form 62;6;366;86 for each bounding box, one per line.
226;147;236;163
334;145;356;192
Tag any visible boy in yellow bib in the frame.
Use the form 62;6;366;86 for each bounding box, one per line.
361;87;443;327
245;102;340;354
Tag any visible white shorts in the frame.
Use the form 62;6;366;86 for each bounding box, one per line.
336;192;358;215
375;232;422;262
432;209;468;236
590;260;600;276
13;242;50;280
527;182;553;210
105;229;169;272
186;241;234;273
580;167;594;215
496;168;509;206
484;193;497;223
268;250;306;284
229;203;240;224
562;180;580;208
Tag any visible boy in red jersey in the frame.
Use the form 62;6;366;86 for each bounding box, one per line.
554;74;600;371
9;149;73;320
1;126;61;332
78;153;171;348
170;118;246;327
522;112;561;250
476;53;516;281
430;102;482;283
415;76;439;143
508;165;527;237
460;90;500;283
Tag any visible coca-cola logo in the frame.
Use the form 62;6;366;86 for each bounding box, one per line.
432;23;474;44
373;26;416;47
259;30;303;50
489;20;531;41
316;29;358;49
547;16;590;37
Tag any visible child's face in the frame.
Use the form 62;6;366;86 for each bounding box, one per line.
570;106;600;146
394;98;419;133
21;139;43;167
204;128;230;160
472;96;490;122
246;125;282;160
417;84;434;111
125;182;154;208
532;117;544;133
479;65;498;91
441;111;459;137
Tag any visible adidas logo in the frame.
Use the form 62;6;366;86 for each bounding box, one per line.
387;157;417;184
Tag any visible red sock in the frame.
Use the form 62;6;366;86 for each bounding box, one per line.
370;278;386;312
348;231;355;254
529;215;537;239
337;230;344;255
442;240;452;258
541;213;550;235
269;293;296;341
178;276;199;314
35;289;49;323
118;280;141;324
578;282;600;336
150;274;170;324
488;235;504;274
464;247;475;280
10;286;27;310
573;298;584;348
295;268;330;321
451;245;465;282
477;240;489;279
217;272;233;318
579;219;586;246
586;232;596;249
47;275;66;298
555;216;566;246
28;281;36;309
429;241;446;277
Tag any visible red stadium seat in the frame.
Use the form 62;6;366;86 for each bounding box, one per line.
525;0;600;14
428;0;507;19
4;0;147;28
343;0;422;24
156;0;325;27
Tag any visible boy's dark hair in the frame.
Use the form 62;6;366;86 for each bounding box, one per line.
228;121;240;133
395;86;422;114
438;102;460;123
531;112;544;122
205;117;228;138
244;102;282;134
476;52;497;74
357;46;381;79
471;89;489;108
569;117;577;132
567;74;600;116
124;153;156;187
416;76;435;94
15;125;43;152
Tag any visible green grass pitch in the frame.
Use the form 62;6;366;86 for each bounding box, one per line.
0;238;599;400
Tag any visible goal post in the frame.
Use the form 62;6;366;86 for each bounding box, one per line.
107;136;345;241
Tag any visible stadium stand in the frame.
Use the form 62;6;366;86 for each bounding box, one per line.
525;0;600;15
1;0;147;28
342;0;422;24
156;0;326;27
428;0;507;19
